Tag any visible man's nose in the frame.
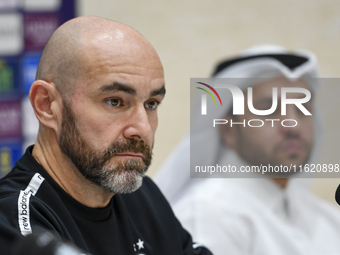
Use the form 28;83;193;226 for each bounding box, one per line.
123;105;152;141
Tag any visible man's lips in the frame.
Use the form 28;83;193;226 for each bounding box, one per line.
114;153;143;158
281;140;303;154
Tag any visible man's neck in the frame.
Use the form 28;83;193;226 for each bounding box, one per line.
32;134;114;208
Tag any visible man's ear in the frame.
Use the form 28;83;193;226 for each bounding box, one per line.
29;80;63;133
219;115;238;151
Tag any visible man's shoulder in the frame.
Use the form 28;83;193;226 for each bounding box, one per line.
292;186;340;217
176;178;244;203
0;170;50;225
0;148;51;214
0;166;37;198
0;145;48;195
173;178;264;219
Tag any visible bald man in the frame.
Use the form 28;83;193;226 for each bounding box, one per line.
0;17;212;255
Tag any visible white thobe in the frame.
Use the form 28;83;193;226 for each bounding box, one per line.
173;177;340;255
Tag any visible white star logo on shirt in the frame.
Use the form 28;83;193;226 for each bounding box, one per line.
136;238;144;250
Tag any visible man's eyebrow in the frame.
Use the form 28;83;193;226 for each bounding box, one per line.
150;85;166;97
99;83;136;95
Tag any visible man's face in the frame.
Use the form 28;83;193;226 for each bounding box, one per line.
58;34;165;194
222;76;314;169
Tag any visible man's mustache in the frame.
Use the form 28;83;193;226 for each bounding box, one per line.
103;139;152;164
274;137;310;153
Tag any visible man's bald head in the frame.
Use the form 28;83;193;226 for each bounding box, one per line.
36;16;161;99
31;16;164;197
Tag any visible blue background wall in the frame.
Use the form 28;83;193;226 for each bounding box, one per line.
0;0;76;178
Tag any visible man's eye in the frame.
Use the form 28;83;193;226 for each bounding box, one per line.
106;98;122;107
145;100;159;109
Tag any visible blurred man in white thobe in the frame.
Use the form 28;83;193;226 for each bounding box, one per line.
155;45;340;255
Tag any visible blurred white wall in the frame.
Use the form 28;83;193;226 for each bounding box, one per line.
78;0;340;204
